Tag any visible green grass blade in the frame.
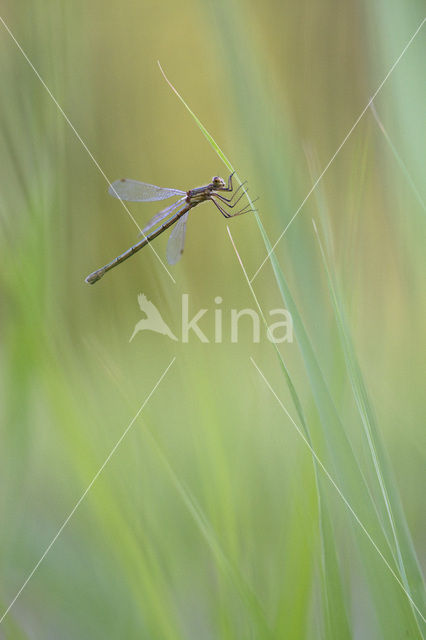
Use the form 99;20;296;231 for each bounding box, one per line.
370;102;426;212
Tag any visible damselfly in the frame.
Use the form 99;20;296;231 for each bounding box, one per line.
85;172;253;284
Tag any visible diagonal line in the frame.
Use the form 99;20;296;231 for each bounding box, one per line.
250;356;426;623
250;17;426;283
0;15;176;284
0;357;176;625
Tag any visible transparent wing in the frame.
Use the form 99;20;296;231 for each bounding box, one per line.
140;197;186;235
109;178;186;202
166;212;189;265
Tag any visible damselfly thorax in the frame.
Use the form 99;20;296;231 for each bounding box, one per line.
85;172;255;285
186;176;227;203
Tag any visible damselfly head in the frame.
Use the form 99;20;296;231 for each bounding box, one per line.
212;176;226;189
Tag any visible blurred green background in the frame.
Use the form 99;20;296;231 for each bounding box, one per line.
0;1;425;638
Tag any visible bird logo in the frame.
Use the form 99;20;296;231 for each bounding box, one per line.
129;293;178;342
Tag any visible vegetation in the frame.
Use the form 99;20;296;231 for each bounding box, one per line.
0;1;424;637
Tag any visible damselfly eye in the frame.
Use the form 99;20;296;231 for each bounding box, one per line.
212;176;225;188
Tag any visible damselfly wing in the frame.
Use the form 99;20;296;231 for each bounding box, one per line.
141;197;187;235
166;212;189;265
109;179;185;202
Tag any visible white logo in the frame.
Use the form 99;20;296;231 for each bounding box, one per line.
130;293;293;344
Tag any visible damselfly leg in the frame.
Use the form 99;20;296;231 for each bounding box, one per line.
215;180;248;204
220;171;236;192
213;187;247;209
210;195;258;219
